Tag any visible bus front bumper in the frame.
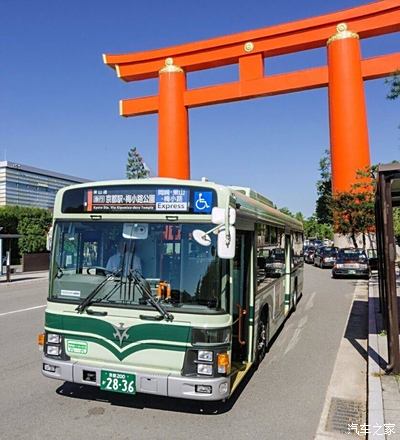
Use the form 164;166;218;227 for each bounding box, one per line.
41;356;230;401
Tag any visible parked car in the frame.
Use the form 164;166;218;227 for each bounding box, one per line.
304;246;316;264
314;246;338;268
332;248;370;279
309;239;323;248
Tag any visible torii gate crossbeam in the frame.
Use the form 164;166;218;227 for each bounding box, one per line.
104;0;400;189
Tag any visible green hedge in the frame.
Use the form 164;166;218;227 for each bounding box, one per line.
0;206;52;255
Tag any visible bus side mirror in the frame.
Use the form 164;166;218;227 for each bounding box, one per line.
193;207;236;259
46;227;53;251
217;226;235;259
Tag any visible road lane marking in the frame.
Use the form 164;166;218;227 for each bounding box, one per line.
304;291;317;311
0;304;46;317
284;315;308;355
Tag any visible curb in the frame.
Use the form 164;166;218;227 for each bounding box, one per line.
368;276;385;438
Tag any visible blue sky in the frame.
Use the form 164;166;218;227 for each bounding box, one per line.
1;0;399;216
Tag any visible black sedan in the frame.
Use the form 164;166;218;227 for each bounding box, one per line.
314;246;338;268
304;246;316;264
332;248;370;279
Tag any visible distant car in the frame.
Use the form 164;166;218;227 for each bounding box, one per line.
309;239;323;248
332;248;370;279
304;246;316;264
314;246;338;268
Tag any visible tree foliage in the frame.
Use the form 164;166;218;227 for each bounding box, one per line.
18;208;52;254
279;207;293;217
0;206;52;255
331;167;375;248
315;149;333;225
303;216;333;240
278;207;333;240
386;71;400;100
126;147;150;179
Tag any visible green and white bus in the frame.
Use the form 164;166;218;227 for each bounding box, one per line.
40;178;303;401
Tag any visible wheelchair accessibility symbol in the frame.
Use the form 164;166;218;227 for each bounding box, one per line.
194;191;212;213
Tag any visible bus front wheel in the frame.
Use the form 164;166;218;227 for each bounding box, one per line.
255;314;269;366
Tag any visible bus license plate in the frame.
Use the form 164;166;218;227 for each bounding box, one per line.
100;370;136;395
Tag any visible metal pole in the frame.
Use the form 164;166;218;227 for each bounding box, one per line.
376;176;387;322
383;176;400;373
6;250;11;283
0;238;3;277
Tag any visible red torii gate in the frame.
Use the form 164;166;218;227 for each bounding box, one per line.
103;0;400;193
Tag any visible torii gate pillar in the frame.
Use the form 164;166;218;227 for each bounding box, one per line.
327;23;371;194
158;58;190;179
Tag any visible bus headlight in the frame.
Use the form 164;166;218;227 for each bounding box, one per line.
43;332;69;360
198;350;213;362
197;364;213;376
47;333;61;344
46;345;61;356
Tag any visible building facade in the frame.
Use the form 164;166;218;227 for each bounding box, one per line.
0;161;89;210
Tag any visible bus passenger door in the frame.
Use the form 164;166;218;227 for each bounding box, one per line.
232;230;252;364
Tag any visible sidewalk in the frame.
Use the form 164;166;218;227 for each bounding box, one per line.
368;272;400;439
0;269;49;284
315;279;368;439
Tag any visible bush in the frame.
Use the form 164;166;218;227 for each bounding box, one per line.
0;206;52;255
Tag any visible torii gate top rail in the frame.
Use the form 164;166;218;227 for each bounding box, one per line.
104;0;400;117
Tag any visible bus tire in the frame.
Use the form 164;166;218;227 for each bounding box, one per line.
255;312;269;367
292;282;298;312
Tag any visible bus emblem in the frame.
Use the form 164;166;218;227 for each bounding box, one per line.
112;323;130;347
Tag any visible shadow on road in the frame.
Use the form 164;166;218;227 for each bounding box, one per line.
0;276;44;284
344;298;387;370
54;295;305;414
56;366;257;415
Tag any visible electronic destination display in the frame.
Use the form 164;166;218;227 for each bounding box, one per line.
61;185;216;214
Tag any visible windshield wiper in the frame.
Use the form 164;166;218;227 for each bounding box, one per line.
76;268;122;314
129;269;174;322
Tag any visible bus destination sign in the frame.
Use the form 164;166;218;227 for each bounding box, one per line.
61;185;216;214
86;187;189;213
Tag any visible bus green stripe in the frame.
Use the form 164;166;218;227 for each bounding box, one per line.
62;333;186;361
45;312;191;348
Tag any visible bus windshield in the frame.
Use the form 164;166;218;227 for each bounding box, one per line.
50;221;229;313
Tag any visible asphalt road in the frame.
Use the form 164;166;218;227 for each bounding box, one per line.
0;264;359;440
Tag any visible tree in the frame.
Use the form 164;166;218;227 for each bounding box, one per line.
331;167;375;248
386;71;400;100
315;149;333;225
0;206;52;258
294;212;304;223
279;207;293;217
126;147;150;179
303;215;333;240
18;208;52;254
